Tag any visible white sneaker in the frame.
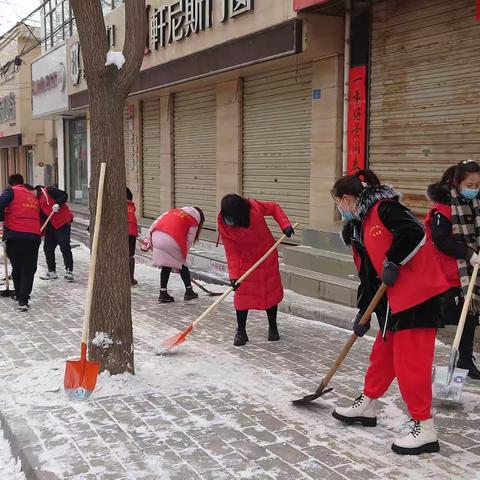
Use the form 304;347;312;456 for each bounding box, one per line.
392;419;440;455
18;303;30;312
332;394;378;427
64;270;74;282
40;271;58;280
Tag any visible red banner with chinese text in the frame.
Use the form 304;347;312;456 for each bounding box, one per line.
347;65;367;175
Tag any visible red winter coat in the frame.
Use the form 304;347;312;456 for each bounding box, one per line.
218;199;291;311
127;200;139;237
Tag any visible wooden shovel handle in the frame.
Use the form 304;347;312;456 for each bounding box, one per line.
191;223;299;330
322;282;388;387
452;263;479;350
81;162;106;344
40;211;55;233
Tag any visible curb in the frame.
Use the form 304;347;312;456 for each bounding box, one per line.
0;411;60;480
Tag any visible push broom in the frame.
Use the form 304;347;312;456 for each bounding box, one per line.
292;282;388;405
64;162;106;401
0;210;55;297
159;223;300;354
432;263;479;402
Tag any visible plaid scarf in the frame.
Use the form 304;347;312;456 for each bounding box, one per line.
450;188;480;313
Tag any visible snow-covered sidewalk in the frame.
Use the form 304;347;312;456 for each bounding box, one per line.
0;246;479;479
0;428;25;479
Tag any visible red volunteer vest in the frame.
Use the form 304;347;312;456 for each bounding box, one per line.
4;185;41;235
425;202;461;288
39;188;73;230
363;201;449;314
127;200;138;237
152;209;198;257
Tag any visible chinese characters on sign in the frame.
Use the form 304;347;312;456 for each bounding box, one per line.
151;0;254;50
0;93;15;124
70;42;81;86
347;65;367;174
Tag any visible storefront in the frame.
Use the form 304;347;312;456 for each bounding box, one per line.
65;117;89;205
369;0;480;214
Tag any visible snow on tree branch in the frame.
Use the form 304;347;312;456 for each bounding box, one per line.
105;50;126;70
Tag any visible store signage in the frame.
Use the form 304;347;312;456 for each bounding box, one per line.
32;44;69;117
0;93;15;124
312;89;321;100
32;63;66;96
70;42;81;86
347;66;367;174
151;0;254;49
477;0;480;21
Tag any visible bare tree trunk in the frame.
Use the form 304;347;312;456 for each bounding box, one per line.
70;0;146;375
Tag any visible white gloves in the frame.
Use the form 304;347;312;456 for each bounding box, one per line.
469;252;480;267
52;204;60;213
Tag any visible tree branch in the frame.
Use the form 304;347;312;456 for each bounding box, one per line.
117;0;147;93
70;0;110;82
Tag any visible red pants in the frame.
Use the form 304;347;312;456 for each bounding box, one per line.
363;328;436;421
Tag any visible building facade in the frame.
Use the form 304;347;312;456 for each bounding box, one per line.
0;25;44;190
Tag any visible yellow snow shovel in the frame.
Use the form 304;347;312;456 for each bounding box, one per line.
432;263;479;402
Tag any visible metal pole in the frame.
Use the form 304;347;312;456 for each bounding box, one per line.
342;0;352;175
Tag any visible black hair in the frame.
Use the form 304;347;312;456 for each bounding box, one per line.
8;173;24;186
126;187;133;201
24;184;34;191
439;160;480;189
220;194;251;228
194;207;205;242
331;169;381;198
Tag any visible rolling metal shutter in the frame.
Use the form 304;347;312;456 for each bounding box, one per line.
243;65;312;240
174;88;216;228
369;0;480;214
141;98;161;218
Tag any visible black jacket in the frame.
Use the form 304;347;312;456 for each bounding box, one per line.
343;185;441;332
426;182;473;261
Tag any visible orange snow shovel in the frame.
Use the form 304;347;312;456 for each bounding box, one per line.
64;162;106;401
159;223;300;354
292;282;388;405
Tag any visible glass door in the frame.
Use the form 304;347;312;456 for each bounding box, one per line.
68;117;88;205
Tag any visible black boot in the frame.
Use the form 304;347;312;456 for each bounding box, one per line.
233;329;249;346
184;286;198;301
267;305;280;341
457;325;480;379
268;324;280;342
158;289;174;303
129;257;138;286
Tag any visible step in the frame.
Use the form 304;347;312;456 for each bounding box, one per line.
283;245;357;279
302;228;350;254
280;264;358;307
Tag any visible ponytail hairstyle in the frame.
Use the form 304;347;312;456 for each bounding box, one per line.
439;160;480;189
331;169;381;199
194;207;205;243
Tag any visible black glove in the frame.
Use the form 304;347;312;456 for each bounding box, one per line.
381;260;399;287
353;312;370;337
230;279;240;291
283;226;295;238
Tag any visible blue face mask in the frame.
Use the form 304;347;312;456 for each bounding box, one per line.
461;187;479;201
337;198;354;221
223;215;235;226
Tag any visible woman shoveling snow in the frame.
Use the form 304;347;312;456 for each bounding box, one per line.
330;169;449;455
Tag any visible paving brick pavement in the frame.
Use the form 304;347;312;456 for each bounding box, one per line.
0;246;480;479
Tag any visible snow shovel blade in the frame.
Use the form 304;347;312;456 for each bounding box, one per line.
159;325;194;354
292;382;334;405
64;343;100;402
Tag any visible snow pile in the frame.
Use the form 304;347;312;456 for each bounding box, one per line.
92;331;114;349
105;50;125;70
0;431;25;479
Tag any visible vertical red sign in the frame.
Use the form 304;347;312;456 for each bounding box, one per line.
477;0;480;21
347;65;367;175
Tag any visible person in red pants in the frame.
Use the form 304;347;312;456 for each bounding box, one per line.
330;169;449;455
218;194;294;346
126;188;138;286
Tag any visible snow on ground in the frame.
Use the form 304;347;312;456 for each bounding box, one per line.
0;430;25;479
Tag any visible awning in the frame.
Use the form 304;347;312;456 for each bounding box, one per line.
293;0;331;11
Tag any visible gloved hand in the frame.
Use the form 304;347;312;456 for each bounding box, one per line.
353;312;370;337
381;260;399;286
283;226;295;238
52;204;60;213
230;279;240;291
469;252;480;267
